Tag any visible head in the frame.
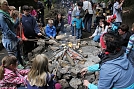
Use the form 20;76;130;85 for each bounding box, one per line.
0;0;9;12
77;1;83;10
56;13;62;20
118;24;129;35
131;23;134;32
48;19;53;27
100;32;122;53
29;6;34;11
28;54;50;87
22;5;30;15
11;10;19;20
34;0;38;2
0;56;17;80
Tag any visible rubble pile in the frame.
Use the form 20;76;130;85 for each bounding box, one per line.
27;34;101;89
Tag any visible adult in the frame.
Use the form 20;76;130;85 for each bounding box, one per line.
82;0;93;33
81;32;134;89
0;0;21;56
72;1;85;20
34;0;45;27
113;0;124;27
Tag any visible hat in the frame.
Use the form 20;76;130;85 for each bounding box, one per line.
75;11;80;16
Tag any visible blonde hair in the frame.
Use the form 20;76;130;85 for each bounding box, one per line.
0;56;17;80
27;54;51;87
0;0;7;7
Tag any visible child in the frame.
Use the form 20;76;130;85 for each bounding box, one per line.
126;23;134;54
68;8;72;25
89;21;109;42
22;5;42;59
71;11;85;39
29;6;37;19
0;56;29;89
45;19;56;39
54;13;64;35
27;54;62;89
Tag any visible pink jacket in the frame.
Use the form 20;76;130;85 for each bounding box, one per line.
0;68;29;89
30;10;37;17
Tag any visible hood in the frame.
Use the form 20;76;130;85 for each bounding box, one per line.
106;54;129;70
101;47;129;70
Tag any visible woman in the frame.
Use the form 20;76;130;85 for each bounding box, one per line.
54;13;64;35
0;0;21;56
81;32;134;89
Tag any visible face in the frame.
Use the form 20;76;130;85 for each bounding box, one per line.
49;23;53;27
23;10;30;15
1;1;9;12
58;14;61;19
9;62;17;71
118;29;125;35
78;6;82;10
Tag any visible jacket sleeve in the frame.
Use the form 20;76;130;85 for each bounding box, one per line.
126;35;134;54
92;26;99;37
33;16;40;34
52;26;56;37
17;69;30;76
98;64;121;89
4;71;25;85
88;84;98;89
45;27;51;37
88;64;100;72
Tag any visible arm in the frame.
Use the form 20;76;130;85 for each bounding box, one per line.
17;69;30;76
88;64;100;72
4;71;26;85
32;16;40;34
52;26;56;38
92;26;99;37
45;26;52;38
126;35;134;54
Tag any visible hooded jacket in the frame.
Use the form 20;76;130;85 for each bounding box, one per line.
87;47;134;89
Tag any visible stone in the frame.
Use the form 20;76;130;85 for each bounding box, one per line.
69;78;82;89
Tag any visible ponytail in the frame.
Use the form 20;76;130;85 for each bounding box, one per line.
0;65;4;80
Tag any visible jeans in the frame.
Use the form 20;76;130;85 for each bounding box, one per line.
2;38;17;55
93;35;101;42
84;14;93;32
72;26;81;39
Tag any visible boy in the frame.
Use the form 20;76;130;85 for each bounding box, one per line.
45;19;56;39
22;5;42;58
71;11;85;39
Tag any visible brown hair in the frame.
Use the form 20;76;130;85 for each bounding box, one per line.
118;24;129;32
27;54;51;87
11;10;19;19
0;56;17;80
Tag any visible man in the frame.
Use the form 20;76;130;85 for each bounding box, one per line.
34;0;45;27
82;0;93;33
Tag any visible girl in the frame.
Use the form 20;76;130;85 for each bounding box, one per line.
89;21;109;42
29;6;37;19
54;13;64;35
0;56;29;89
68;8;72;25
27;54;62;89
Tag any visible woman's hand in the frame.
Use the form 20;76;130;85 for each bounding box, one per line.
83;80;90;87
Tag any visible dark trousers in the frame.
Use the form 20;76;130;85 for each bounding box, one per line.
84;14;93;33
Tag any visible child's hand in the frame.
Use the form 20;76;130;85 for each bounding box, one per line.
89;36;93;39
38;33;42;36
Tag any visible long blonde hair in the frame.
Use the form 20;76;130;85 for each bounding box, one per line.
0;56;17;80
27;54;51;87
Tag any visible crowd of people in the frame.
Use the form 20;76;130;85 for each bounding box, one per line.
0;0;134;89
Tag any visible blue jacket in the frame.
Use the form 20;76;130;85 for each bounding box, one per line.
22;14;40;38
0;10;18;41
45;24;56;38
71;18;84;29
87;51;134;89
